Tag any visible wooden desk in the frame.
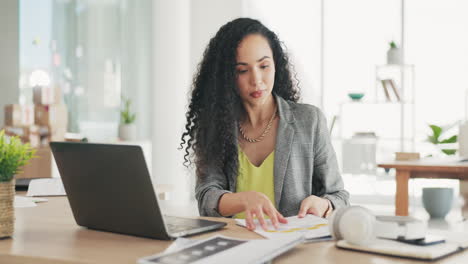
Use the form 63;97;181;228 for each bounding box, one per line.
378;159;468;216
1;196;468;263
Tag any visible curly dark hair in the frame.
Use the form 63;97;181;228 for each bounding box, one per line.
180;17;300;179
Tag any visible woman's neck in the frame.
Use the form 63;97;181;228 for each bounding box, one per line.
242;95;276;128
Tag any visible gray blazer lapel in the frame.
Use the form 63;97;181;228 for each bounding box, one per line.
274;95;295;208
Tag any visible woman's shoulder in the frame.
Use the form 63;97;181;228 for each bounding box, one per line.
277;98;328;143
281;99;324;121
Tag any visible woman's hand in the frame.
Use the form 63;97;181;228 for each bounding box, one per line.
298;195;331;218
239;191;287;231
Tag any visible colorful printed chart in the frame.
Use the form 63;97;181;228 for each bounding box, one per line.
236;214;331;241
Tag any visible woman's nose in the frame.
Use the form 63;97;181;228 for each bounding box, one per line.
250;69;262;86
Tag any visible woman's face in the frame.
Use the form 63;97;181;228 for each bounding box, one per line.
235;34;275;107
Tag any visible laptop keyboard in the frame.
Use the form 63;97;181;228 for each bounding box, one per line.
164;216;202;234
166;224;192;233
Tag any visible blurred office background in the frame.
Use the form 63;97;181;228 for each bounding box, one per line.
1;0;468;215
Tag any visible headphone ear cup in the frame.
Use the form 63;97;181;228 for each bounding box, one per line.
329;206;350;240
339;206;376;246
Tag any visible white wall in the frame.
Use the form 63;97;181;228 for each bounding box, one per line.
406;0;468;137
0;0;19;124
323;0;401;117
190;0;243;74
190;0;323;107
121;0;153;140
243;0;323;107
152;0;192;201
152;0;244;203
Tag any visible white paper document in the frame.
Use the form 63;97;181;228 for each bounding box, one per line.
26;178;66;197
14;196;49;208
138;234;303;264
14;196;37;208
235;214;331;242
429;229;468;249
164;238;199;254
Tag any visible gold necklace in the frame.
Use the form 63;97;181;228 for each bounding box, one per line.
239;106;277;143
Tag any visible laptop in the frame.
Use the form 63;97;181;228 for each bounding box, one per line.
49;142;226;240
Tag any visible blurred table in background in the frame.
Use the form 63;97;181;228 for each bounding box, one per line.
378;159;468;216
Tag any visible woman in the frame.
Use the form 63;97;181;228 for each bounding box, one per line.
180;18;349;231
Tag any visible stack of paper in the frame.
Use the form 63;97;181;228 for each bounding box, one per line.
235;214;331;242
138;234;303;264
336;229;468;260
336;238;462;260
26;178;66;197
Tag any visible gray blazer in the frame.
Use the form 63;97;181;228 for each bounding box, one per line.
195;95;349;217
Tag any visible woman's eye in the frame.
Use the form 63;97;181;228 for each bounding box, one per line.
237;69;248;74
260;65;269;69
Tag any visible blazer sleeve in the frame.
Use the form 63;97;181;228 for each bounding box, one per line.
195;166;232;217
312;108;350;209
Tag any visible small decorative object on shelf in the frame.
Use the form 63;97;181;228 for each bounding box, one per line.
0;129;36;238
380;79;401;102
347;92;365;101
119;96;137;141
395;152;420;161
375;64;414;104
387;41;403;65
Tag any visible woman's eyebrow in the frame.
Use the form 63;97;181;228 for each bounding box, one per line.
257;56;270;62
236;56;271;66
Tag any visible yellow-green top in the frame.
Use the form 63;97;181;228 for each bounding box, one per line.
235;148;275;219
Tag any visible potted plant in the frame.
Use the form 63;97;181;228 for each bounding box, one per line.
427;124;458;156
119;96;137;141
387;41;403;65
0;129;35;238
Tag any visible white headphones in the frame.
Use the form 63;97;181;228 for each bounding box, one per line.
329;206;427;246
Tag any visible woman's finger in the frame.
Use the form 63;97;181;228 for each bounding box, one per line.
298;200;309;218
265;206;279;229
245;210;255;231
256;207;268;231
277;211;288;224
308;207;321;216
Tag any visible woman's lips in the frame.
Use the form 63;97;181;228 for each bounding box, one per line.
250;90;263;98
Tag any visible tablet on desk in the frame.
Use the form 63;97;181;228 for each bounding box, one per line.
396;235;446;246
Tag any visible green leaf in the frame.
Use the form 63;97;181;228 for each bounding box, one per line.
120;96;137;125
0;130;36;182
429;125;442;142
427;135;438;144
440;135;457;144
442;149;457;155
